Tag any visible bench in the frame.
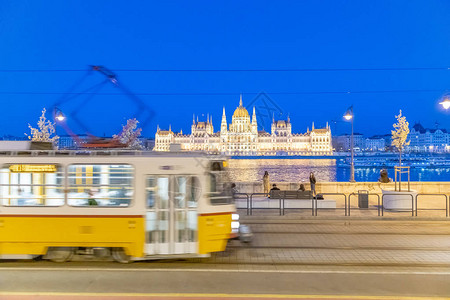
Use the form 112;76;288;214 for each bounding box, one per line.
270;190;312;199
234;191;336;209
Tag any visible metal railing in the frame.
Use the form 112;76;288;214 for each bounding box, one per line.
248;193;277;216
233;193;250;215
248;192;341;216
415;194;448;217
248;192;313;216
348;193;381;216
275;191;315;216
236;191;450;219
380;193;415;217
312;193;347;216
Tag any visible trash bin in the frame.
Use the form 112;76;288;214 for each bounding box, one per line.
358;190;369;208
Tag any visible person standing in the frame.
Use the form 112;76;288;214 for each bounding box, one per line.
309;172;317;196
263;171;270;195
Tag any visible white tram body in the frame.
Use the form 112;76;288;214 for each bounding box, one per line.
0;151;237;262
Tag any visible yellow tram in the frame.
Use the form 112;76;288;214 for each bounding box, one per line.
0;151;238;262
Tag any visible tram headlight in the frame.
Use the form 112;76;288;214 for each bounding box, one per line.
231;221;240;229
231;213;240;233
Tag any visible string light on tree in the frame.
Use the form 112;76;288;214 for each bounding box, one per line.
113;118;143;150
26;108;59;146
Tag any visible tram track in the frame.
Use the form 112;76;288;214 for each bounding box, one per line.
201;260;450;268
226;244;450;251
241;220;450;225
2;259;450;269
247;231;450;235
241;219;448;223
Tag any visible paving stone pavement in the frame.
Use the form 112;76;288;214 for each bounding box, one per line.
212;247;450;266
246;232;450;248
219;210;450;267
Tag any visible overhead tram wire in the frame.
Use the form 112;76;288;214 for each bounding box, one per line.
0;89;444;96
0;67;449;72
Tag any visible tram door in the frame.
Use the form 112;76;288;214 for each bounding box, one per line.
144;175;199;255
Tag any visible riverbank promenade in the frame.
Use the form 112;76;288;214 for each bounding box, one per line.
234;181;450;219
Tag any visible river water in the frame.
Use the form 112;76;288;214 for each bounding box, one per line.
227;158;450;182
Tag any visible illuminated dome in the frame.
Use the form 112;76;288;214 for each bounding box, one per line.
233;96;249;118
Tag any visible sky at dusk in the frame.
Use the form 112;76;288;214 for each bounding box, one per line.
0;0;449;138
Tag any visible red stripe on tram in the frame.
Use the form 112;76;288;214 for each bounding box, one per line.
199;212;233;217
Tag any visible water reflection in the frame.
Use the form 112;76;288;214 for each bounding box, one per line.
228;159;450;182
349;166;450;182
228;159;337;183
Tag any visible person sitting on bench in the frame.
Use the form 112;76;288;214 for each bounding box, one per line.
268;184;280;198
270;184;280;191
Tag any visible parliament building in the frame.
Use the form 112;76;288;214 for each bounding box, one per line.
154;96;332;156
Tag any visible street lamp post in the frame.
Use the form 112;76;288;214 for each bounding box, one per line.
344;106;355;183
52;107;64;134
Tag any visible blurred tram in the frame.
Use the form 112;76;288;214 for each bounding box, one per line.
0;150;238;263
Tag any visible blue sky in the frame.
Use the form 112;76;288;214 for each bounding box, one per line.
1;0;449;138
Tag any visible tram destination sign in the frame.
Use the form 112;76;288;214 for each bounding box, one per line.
9;164;58;173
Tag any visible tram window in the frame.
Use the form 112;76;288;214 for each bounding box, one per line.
158;211;169;243
175;176;187;208
0;164;64;206
174;176;200;208
146;177;156;208
187;210;197;242
210;173;217;193
188;176;200;208
67;164;133;207
210;162;223;171
157;177;169;210
209;173;233;205
146;211;157;243
175;211;186;243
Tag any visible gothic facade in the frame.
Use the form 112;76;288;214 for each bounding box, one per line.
154;97;333;156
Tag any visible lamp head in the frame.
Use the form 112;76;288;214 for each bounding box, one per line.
54;108;65;122
343;114;352;121
343;105;353;121
343;110;353;121
440;98;450;110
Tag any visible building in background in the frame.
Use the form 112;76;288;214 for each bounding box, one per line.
365;136;386;152
0;135;27;141
332;133;364;152
408;122;449;153
154;96;333;156
333;122;450;154
58;135;90;149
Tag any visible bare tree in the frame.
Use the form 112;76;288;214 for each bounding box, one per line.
391;110;410;167
26;108;59;146
113;118;143;149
